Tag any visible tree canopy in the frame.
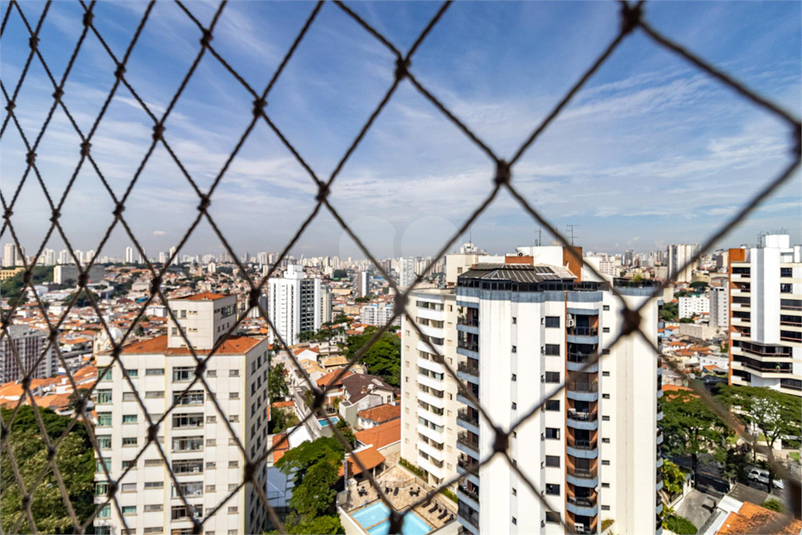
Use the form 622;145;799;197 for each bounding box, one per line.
345;326;400;386
268;361;290;402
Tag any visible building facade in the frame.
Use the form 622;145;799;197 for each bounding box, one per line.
0;325;57;383
399;258;416;289
400;289;461;489
453;260;661;535
359;302;395;327
710;286;729;330
678;295;709;319
728;234;802;397
267;265;331;345
667;244;700;284
54;264;106;285
94;293;270;535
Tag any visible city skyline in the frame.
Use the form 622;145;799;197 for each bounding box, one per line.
2;1;800;260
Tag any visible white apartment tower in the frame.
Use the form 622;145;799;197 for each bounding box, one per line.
453;254;661;535
667;244;699;284
94;293;270;535
399;258;416;289
709;286;729;330
2;243;17;267
400;289;461;489
729;234;802;397
267;265;331;345
356;270;369;298
125;246;134;264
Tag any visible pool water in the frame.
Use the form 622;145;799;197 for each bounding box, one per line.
351;502;432;535
318;416;339;427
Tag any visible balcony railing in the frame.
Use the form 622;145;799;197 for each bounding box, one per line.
458;409;479;427
568;352;597;363
458;316;479;327
567;409;598;422
568;326;598;336
567;382;599;393
458;362;480;377
567;438;597;450
567;466;597;479
458;340;479;352
458;483;479;502
458;505;480;529
457;432;480;453
568;495;595;507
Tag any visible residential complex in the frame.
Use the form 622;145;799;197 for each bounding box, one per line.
678;295;709;319
709;286;729;330
54;264;106;285
452;258;661;535
267;265;331;345
0;325;57;383
400;288;461;489
359;302;395;327
93;293;270;535
399;257;416;289
667;244;700;284
728;233;802;397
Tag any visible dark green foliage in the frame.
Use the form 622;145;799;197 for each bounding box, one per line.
268;362;290;402
664;515;697;534
274;437;345;534
689;281;709;289
661;302;678;321
0;407;95;533
332;269;348;280
661;460;686;498
440;488;458;503
763;498;785;513
398;457;425;478
63;289;98;308
336;419;356;448
0;267;52;299
271;408;299;434
345;327;400;386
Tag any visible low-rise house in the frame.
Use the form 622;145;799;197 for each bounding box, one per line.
338;374;398;427
356;402;400;430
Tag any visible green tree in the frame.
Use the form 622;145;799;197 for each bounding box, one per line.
715;386;802;491
336;419;357;448
268;362;290;402
763;498;785;513
63;289;98;308
661;459;686;499
272;408;299;434
332;269;348;280
0;408;95;533
662;391;727;486
661;302;678;322
345;327;401;386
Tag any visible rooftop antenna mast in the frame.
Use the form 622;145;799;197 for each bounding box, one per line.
566;224;577;246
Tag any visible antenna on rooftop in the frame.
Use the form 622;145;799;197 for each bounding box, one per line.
566;224;578;246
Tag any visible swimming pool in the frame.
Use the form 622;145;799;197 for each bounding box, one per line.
318;416;339;427
350;502;432;535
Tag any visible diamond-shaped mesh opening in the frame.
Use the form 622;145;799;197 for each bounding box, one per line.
1;1;800;534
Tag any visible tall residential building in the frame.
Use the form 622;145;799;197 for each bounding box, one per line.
451;255;661;535
267;265;331;345
355;270;369;298
709;286;729;330
54;264;105;285
94;293;269;535
728;234;802;397
0;325;58;383
399;257;416;289
667;244;699;284
125;246;134;264
678;295;709;319
2;243;17;267
400;289;460;489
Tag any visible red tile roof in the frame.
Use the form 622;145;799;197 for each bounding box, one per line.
338;446;385;477
316;370;354;389
357;403;400;424
174;292;228;301
119;335;263;355
354;419;400;450
716;502;801;535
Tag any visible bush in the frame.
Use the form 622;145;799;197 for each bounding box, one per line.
763;499;785;513
398;457;425;478
664;514;697;535
440;488;458;503
601;519;615;532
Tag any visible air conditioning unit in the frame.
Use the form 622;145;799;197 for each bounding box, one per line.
575;523;586;534
541;375;545;383
567;318;576;328
541;347;546;355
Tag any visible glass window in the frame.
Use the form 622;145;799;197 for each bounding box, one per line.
545;484;560;496
99;367;112;382
172;459;203;474
97;413;112;427
96;389;112;404
145;391;164;398
545;400;560;411
126;369;138;378
545;372;560;383
122;506;136;515
173;391;204;405
545;456;560;467
545;512;560;524
144;481;164;489
123;392;136;401
544;344;560;356
172;367;194;382
122;483;136;492
122;414;137;424
545;428;560;439
172;413;204;428
97;435;112;449
98;505;111;518
146;368;164;376
144;504;163;512
545;316;560;328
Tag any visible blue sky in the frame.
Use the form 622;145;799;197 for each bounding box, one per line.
1;0;800;261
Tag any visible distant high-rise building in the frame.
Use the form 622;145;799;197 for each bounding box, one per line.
667;243;700;284
124;246;134;264
86;249;96;265
729;234;802;396
94;293;269;535
2;243;20;267
169;246;177;261
267;265;331;345
0;325;57;383
624;249;635;266
158;251;167;264
710;286;729;330
359;302;395;326
399;257;415;288
58;249;71;265
258;252;269;265
355;270;369;298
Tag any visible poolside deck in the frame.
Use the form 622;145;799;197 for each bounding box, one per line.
343;466;457;532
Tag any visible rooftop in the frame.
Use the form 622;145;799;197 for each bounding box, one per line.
172;292;229;301
357;403;401;424
459;263;576;283
716;502;801;535
354;418;401;450
117;334;263;356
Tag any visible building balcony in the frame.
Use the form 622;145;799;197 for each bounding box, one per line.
457;392;478;409
457;409;480;434
567;352;599;373
457;503;480;535
566;495;598;517
566;466;598;487
458;315;479;327
457;340;479;359
567;326;599;344
657;403;663;422
457;483;480;509
567;381;599;402
457;432;480;459
567;438;598;459
457;362;480;385
567;409;599;431
457;456;480;486
656;474;664;492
